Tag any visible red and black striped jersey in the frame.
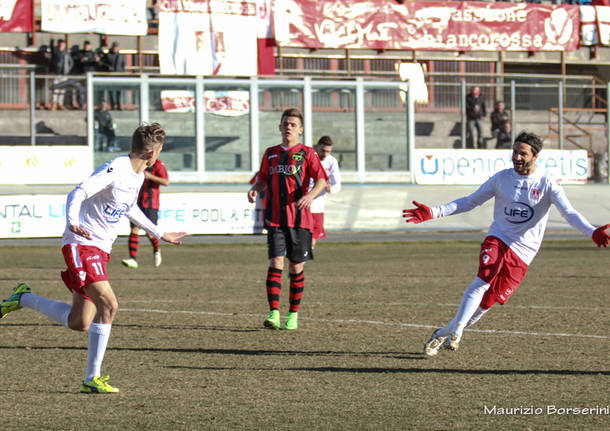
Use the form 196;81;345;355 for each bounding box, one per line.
138;159;168;210
257;143;327;230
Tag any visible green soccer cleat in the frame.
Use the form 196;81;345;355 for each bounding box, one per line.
263;309;280;329
283;311;298;330
1;282;31;319
80;376;119;394
121;258;139;269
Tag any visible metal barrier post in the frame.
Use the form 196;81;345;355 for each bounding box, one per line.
558;81;564;151
249;76;259;173
406;79;415;183
29;71;35;146
461;79;466;149
510;80;516;144
356;78;365;183
607;82;610;184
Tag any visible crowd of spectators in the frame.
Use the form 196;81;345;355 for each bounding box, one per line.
44;39;125;111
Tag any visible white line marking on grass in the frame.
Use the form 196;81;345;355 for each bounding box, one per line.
119;307;609;339
120;300;608;311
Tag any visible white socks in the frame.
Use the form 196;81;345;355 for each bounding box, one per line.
438;277;490;338
85;322;112;383
19;292;70;328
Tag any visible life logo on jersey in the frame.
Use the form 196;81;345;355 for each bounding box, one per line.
103;203;129;224
503;201;534;224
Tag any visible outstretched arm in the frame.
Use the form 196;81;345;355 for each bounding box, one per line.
592;224;610;248
403;201;433;224
161;231;188;245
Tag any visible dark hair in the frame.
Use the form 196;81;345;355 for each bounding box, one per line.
280;108;303;127
317;136;333;146
515;131;543;155
131;122;165;156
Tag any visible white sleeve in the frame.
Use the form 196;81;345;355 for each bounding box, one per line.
127;205;163;239
551;182;595;237
65;165;115;226
328;159;341;194
432;177;496;219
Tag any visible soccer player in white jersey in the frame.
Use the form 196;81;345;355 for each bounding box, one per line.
310;136;342;248
0;123;187;393
403;131;610;357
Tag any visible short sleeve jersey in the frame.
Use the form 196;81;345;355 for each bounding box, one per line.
138;159;168;210
257;143;328;230
62;155;162;253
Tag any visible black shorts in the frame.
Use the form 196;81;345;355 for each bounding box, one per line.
267;226;313;263
130;206;158;228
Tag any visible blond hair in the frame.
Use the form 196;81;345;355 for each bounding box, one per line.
131;123;165;156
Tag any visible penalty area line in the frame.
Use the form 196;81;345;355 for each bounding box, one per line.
119;307;608;340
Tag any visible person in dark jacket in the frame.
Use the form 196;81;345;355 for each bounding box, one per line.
94;100;117;152
101;42;127;110
49;39;73;110
466;86;487;149
490;100;510;138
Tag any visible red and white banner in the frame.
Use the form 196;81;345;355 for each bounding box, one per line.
41;0;147;35
581;5;610;46
160;90;250;116
273;0;580;51
0;0;32;32
158;0;258;76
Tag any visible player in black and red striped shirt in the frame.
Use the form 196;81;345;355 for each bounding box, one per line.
248;108;327;330
122;158;169;269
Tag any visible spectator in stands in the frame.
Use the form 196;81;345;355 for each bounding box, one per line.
94;100;118;152
490;100;509;138
101;42;126;110
495;119;512;149
75;41;100;74
466;86;487;149
49;39;73;111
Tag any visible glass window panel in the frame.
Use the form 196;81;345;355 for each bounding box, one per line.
92;83;141;166
257;86;303;163
203;85;251;172
149;83;196;172
364;87;408;172
312;87;356;171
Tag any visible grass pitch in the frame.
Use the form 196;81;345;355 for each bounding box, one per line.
0;238;608;430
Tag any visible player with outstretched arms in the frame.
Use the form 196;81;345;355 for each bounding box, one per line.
1;123;187;393
403;131;610;357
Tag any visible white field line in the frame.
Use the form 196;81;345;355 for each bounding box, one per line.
119;307;609;340
120;299;609;312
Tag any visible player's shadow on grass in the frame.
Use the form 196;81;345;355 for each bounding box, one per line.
1;345;608;376
167;365;610;376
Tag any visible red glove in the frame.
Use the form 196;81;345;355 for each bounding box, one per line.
402;201;433;224
592;224;610;248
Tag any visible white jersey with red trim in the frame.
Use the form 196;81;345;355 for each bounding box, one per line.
310;154;341;214
62;155;163;254
432;168;595;264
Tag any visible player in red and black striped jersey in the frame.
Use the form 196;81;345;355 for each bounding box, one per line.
122;159;169;269
248;108;327;330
